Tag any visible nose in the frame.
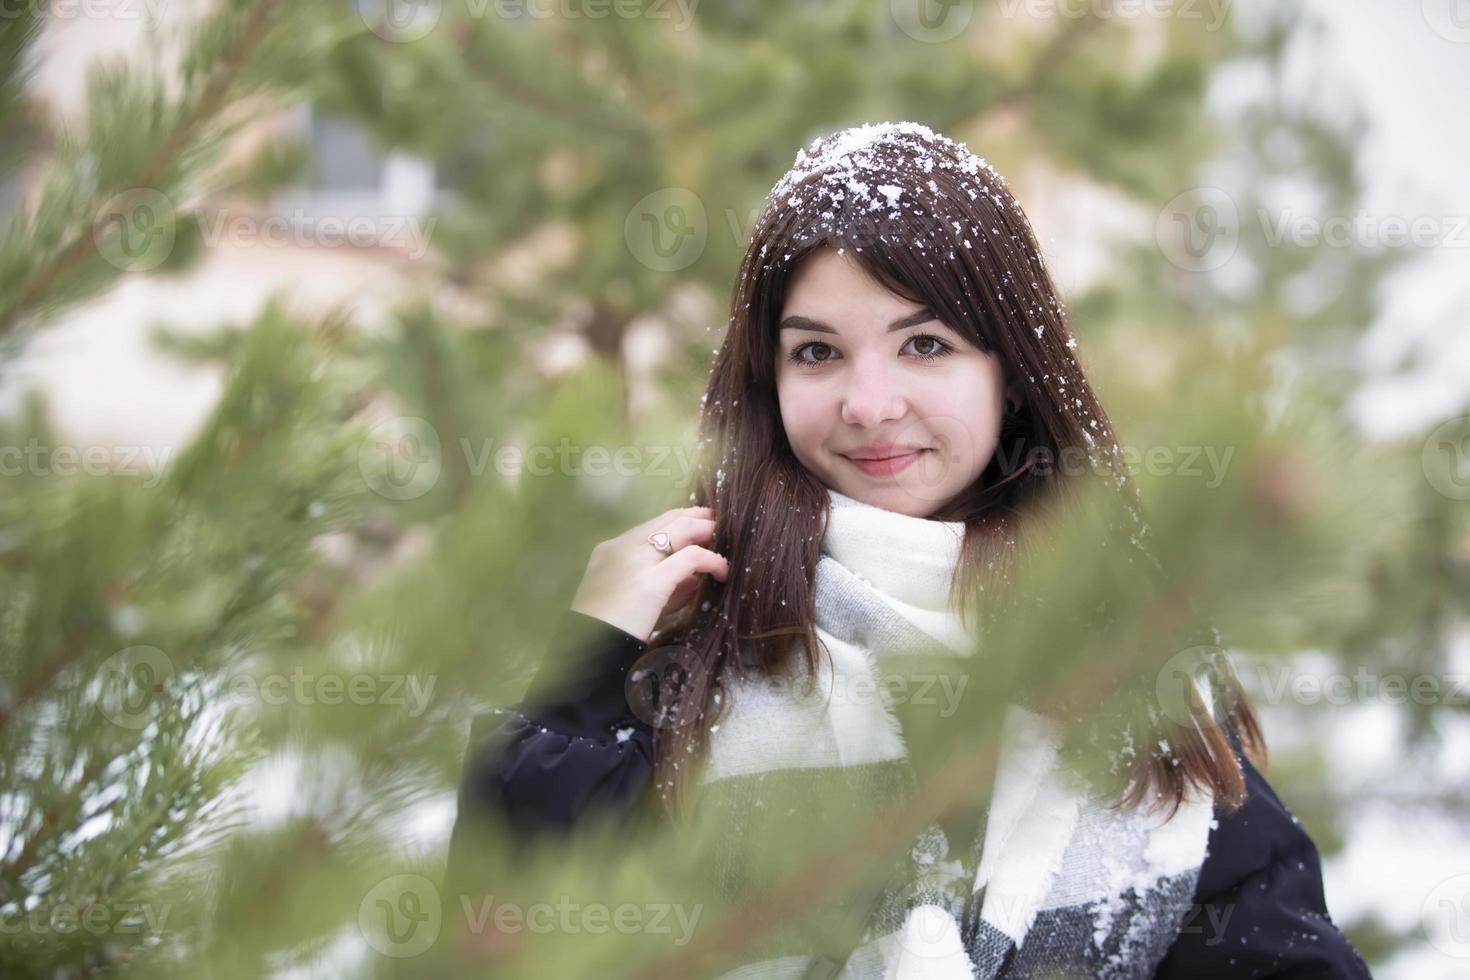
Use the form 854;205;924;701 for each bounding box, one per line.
839;354;909;427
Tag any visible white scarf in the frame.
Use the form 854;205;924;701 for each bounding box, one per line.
695;488;1216;979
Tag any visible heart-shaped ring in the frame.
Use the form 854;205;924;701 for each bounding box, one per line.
647;530;673;554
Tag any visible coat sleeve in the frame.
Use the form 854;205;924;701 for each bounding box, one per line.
1151;744;1373;979
447;608;656;853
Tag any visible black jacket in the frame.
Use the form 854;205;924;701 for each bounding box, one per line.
448;609;1373;979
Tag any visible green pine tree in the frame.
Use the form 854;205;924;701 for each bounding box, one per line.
1;1;1459;975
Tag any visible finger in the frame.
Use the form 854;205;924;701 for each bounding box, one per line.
653;545;729;588
634;505;713;538
645;516;716;556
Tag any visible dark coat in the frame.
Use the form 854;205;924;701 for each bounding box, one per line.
448;609;1374;979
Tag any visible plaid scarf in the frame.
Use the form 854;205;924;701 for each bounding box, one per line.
688;489;1214;979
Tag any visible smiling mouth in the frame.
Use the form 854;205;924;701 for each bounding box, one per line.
844;448;929;476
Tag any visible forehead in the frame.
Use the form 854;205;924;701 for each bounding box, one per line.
780;248;919;313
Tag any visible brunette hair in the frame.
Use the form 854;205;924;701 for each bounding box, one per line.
637;122;1263;829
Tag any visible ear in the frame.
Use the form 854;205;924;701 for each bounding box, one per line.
1005;381;1023;414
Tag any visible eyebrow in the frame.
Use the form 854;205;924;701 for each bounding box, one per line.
778;310;940;334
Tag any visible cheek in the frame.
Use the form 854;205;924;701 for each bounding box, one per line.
776;379;825;447
943;361;1006;445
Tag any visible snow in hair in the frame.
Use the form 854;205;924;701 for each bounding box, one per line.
768;120;1008;212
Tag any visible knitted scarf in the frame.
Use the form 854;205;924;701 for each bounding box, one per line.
688;488;1215;979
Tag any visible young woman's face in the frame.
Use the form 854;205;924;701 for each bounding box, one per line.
775;246;1013;519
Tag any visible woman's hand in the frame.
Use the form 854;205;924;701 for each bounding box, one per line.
571;505;729;643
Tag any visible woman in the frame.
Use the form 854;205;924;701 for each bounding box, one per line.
449;123;1371;978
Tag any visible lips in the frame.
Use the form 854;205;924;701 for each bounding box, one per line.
844;448;928;478
844;444;929;460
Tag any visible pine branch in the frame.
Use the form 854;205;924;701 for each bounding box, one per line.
0;751;111;893
0;609;103;731
942;7;1112;133
452;21;647;142
403;309;472;505
0;0;287;336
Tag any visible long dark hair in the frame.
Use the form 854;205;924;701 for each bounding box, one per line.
638;122;1263;829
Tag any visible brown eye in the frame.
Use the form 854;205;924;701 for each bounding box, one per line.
787;342;836;366
903;334;954;361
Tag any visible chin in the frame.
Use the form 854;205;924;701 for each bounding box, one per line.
840;484;941;518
